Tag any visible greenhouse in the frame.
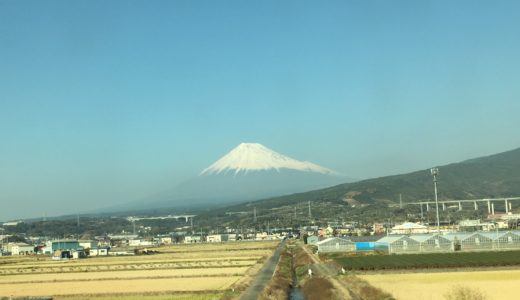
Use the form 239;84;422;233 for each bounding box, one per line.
444;232;494;251
316;237;356;253
377;235;420;254
497;231;520;249
374;231;520;254
480;231;520;250
409;234;453;252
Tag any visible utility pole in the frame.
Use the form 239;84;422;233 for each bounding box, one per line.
431;167;440;233
399;194;402;209
253;207;257;223
308;201;311;218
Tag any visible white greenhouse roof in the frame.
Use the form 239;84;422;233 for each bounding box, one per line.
409;234;450;243
316;237;353;245
377;235;410;244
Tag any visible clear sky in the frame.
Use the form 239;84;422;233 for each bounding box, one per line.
1;1;520;220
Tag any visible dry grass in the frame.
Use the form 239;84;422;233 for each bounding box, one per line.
0;267;249;283
157;240;278;253
444;285;488;300
341;275;394;300
1;276;241;296
54;292;224;300
360;269;520;300
301;277;341;300
0;258;258;275
259;250;292;300
0;241;280;298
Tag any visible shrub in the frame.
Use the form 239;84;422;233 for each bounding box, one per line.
444;285;487;300
301;277;339;300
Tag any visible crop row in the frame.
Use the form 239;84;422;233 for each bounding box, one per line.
0;260;257;275
335;250;520;270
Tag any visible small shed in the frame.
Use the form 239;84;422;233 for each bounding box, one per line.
89;247;109;256
377;235;420;254
184;235;203;243
207;234;222;243
316;237;355;253
409;234;453;252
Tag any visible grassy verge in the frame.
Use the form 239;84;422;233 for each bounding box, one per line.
301;277;341;300
331;250;520;270
52;292;224;300
341;275;394;300
258;245;292;300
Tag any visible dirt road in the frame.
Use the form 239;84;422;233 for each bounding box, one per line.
239;240;285;300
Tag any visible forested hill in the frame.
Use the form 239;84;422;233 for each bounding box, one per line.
226;147;520;210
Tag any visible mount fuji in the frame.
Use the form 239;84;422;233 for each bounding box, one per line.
124;143;352;211
201;143;338;176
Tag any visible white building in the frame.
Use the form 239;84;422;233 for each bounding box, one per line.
8;243;34;255
391;222;428;235
207;234;222;243
160;237;172;244
89;247;109;256
79;240;98;249
184;235;203;243
129;239;153;247
2;221;22;226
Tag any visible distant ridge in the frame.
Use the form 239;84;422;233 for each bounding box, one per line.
221;147;520;211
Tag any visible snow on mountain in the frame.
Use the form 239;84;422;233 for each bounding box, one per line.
200;143;337;176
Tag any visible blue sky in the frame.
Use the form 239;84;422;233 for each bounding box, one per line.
1;1;520;220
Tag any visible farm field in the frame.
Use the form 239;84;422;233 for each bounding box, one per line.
331;250;520;270
0;240;278;298
360;269;520;300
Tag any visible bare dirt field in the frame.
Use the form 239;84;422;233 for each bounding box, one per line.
360;269;520;300
0;240;279;298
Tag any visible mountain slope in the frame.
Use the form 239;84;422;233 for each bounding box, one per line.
228;147;520;210
111;143;351;212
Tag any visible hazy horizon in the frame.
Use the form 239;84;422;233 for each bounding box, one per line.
2;1;520;220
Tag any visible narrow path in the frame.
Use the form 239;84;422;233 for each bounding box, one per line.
239;240;285;300
300;244;354;300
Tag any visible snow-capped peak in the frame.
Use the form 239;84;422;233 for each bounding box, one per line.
200;143;337;176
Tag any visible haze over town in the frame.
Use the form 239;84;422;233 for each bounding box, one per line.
2;1;520;220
